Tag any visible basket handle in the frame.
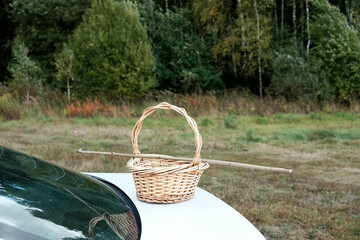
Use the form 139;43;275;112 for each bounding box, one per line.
132;102;202;165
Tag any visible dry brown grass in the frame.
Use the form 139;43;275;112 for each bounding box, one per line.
2;90;360;122
0;112;359;239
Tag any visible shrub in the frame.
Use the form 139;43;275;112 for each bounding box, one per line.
72;0;156;99
8;38;44;103
255;117;268;125
0;93;21;121
246;129;261;142
270;50;333;102
65;98;118;118
224;115;238;129
0;83;8;96
200;118;213;127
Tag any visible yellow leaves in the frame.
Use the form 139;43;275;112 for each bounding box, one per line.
209;9;216;18
1;93;14;101
249;52;254;60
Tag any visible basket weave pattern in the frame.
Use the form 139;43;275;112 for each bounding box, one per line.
126;102;209;203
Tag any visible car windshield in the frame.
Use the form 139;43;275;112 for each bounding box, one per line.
0;146;140;240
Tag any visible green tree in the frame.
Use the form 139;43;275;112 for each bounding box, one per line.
141;7;223;92
192;0;232;60
55;44;73;105
354;12;360;38
10;0;92;84
270;48;333;102
311;0;360;100
205;0;273;92
72;0;156;99
8;38;43;103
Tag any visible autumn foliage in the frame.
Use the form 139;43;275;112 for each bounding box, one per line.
66;98;118;117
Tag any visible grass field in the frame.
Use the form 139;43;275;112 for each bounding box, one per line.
1;111;359;239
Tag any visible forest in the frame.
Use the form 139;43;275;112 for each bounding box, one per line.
0;0;360;107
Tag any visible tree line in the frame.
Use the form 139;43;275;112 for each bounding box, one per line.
0;0;359;103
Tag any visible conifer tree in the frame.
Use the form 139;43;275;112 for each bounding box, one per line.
8;38;43;103
72;0;156;99
311;0;360;100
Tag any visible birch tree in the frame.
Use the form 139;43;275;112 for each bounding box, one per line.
300;1;305;40
192;0;231;67
239;0;245;49
228;14;238;79
345;0;351;26
274;0;279;41
306;0;310;59
55;44;73;105
8;38;43;104
165;0;169;15
281;0;284;41
208;0;272;91
293;0;297;46
253;0;263;98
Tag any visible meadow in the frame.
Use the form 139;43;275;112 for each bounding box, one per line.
0;103;359;239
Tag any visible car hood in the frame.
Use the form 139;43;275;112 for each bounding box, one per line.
87;172;266;240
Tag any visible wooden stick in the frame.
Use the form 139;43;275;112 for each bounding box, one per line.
77;149;293;173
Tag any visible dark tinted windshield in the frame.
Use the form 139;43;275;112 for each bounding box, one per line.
0;146;140;240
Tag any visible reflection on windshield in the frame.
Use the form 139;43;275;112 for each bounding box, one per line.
64;187;138;240
0;146;139;240
0;196;85;239
88;212;137;240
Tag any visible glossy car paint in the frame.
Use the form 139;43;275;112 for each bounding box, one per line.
87;173;266;240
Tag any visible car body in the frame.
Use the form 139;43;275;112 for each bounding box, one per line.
0;145;265;240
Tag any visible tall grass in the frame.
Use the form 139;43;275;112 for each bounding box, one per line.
1;90;360;121
144;90;360;116
0;93;21;121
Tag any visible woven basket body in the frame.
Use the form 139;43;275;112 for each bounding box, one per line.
126;102;209;204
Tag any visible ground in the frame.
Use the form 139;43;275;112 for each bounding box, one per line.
1;112;359;239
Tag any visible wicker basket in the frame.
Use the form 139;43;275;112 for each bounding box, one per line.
126;102;209;204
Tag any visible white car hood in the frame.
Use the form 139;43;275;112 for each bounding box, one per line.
85;173;265;240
